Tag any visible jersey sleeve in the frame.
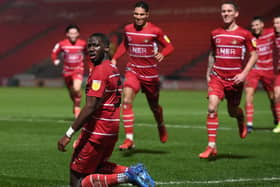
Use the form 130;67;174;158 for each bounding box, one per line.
245;31;257;53
51;42;62;62
87;66;107;98
156;27;174;56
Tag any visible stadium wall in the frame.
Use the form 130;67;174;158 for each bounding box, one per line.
0;0;279;89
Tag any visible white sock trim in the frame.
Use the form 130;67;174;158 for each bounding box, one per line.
208;142;216;148
126;134;133;140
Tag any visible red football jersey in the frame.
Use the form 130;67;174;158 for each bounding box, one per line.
253;28;275;71
51;38;86;76
210;26;256;79
83;60;122;138
276;35;280;71
113;22;174;80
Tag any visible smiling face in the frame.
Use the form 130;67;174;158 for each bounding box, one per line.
66;28;80;43
251;19;264;36
221;3;239;25
87;36;107;64
133;7;149;28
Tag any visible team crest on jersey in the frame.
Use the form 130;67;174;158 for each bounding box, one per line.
91;80;101;91
144;39;149;43
164;35;171;43
251;38;257;48
127;36;132;42
232;40;237;45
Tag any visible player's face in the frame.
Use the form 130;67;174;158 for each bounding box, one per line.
274;17;280;33
87;36;106;63
221;4;238;24
66;28;80;43
133;7;149;27
251;20;264;36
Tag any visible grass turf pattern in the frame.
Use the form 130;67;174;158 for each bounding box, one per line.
0;87;280;187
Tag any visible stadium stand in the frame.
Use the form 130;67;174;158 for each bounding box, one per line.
0;0;279;85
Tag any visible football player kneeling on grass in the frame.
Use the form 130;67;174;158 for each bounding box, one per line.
57;33;155;187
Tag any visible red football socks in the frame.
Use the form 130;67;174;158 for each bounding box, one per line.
207;112;218;144
245;103;254;125
81;173;127;187
122;103;134;134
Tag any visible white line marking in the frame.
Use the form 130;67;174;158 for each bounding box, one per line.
117;177;280;186
155;177;280;185
138;123;234;130
0;116;273;132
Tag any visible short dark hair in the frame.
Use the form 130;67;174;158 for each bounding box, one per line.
252;16;264;23
89;33;110;48
65;24;80;33
135;1;149;12
274;15;280;19
221;1;239;11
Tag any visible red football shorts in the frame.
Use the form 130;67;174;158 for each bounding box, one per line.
124;71;160;100
245;69;275;92
208;75;243;106
63;73;83;88
274;74;280;87
70;133;117;174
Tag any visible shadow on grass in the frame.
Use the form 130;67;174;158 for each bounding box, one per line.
119;148;169;157
253;127;273;131
206;154;255;161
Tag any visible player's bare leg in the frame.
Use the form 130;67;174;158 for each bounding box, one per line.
72;79;82;118
245;87;255;132
199;95;220;159
119;87;136;150
227;102;247;139
146;92;168;143
273;86;280;133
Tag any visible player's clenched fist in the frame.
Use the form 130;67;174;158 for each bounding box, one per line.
57;135;71;152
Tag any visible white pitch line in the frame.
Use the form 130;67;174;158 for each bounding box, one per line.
117;177;280;186
155;177;280;185
138;123;234;130
0;116;233;130
0;116;273;132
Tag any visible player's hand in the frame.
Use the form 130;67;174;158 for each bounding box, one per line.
155;52;164;62
111;59;117;65
206;73;211;83
57;135;71;152
233;72;246;85
54;59;60;66
206;75;211;83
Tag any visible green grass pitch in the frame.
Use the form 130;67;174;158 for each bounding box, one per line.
0;87;280;187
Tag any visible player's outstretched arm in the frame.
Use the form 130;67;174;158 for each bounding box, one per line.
233;50;257;84
57;95;102;152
